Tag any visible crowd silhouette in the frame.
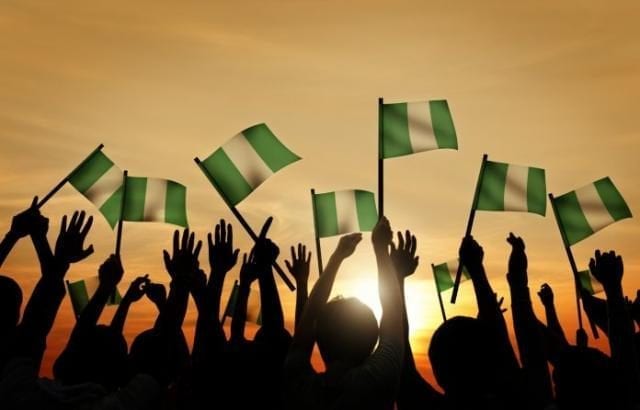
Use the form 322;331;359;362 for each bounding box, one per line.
0;197;639;409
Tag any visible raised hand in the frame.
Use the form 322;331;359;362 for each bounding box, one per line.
390;230;419;279
207;219;239;279
589;250;623;291
372;216;392;249
240;251;259;287
506;233;527;286
55;211;94;265
9;196;48;239
335;233;362;259
286;243;311;285
124;275;150;303
538;283;554;306
253;217;279;267
163;229;203;284
145;282;167;307
98;254;124;289
459;235;484;271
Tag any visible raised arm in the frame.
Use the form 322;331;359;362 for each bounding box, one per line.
286;243;311;329
253;218;285;332
506;233;553;408
537;283;568;345
110;275;149;335
231;251;259;344
0;197;41;268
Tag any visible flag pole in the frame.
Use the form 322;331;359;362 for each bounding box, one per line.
548;193;599;339
310;189;324;275
432;264;447;322
451;154;488;303
194;157;296;291
38;143;105;208
114;170;128;256
378;97;384;218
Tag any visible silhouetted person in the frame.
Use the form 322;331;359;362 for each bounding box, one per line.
286;243;311;328
284;217;405;410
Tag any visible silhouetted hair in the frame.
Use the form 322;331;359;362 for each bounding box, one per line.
129;328;190;387
0;275;22;331
54;325;128;391
315;297;378;365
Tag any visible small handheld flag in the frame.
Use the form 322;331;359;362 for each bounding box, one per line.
66;277;122;319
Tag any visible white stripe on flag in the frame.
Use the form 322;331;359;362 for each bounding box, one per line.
143;178;167;222
503;165;529;212
407;102;438;152
335;191;359;234
84;166;122;208
222;132;273;189
446;261;458;281
575;183;614;233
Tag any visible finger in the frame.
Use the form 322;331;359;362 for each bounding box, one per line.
214;223;221;245
259;217;273;239
220;219;226;244
80;245;95;259
194;240;203;259
181;229;189;250
242;253;248;266
285;260;293;272
76;211;86;230
290;246;296;263
306;251;312;264
80;216;94;238
397;231;404;250
404;230;411;250
226;222;233;246
595;249;601;260
31;196;38;209
60;215;68;236
232;249;239;262
188;232;195;252
207;232;214;251
163;250;171;269
172;230;179;256
70;211;79;230
410;234;417;256
298;243;302;259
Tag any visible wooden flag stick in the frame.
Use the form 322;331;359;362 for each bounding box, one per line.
432;264;448;322
378;97;384;218
114;170;128;256
194;157;296;291
451;154;488;303
548;193;599;339
310;189;324;275
38;144;105;208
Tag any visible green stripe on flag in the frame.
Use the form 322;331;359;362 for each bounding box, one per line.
554;192;594;246
381;103;412;158
577;270;596;294
201;149;252;205
165;181;188;227
314;192;339;238
434;263;454;292
99;186;123;228
123;177;147;222
68;151;113;193
430;100;457;149
355;190;378;232
476;161;508;211
527;167;546;215
67;280;90;317
243;124;301;172
594;177;632;221
224;282;240;318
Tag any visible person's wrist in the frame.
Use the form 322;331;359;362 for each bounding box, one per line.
5;230;20;242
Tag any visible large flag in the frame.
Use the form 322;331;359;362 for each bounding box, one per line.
475;160;546;216
68;149;123;228
67;276;122;318
552;177;632;246
433;259;470;293
313;190;378;238
577;269;604;295
380;100;457;159
199;123;301;205
123;177;188;227
223;281;261;324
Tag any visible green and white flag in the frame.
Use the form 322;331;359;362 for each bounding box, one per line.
199;123;301;206
552;177;632;246
475;160;546;216
223;281;261;324
68;149;123;228
67;276;122;318
577;269;604;295
380;100;457;159
312;190;378;238
432;259;470;293
122;176;188;227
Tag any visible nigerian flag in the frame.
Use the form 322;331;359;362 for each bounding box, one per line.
312;190;378;238
199;123;301;205
577;269;604;295
552;177;632;246
67;277;122;318
475;160;546;216
380;100;457;159
223;281;262;324
122;177;188;227
432;259;470;293
68;149;123;228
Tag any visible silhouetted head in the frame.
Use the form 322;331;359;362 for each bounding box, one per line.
54;325;127;391
553;346;622;409
316;297;378;367
0;275;22;332
129;328;190;387
429;316;501;398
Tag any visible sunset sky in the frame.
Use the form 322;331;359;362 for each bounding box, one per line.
1;0;639;387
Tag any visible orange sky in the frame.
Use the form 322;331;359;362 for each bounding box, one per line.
1;0;639;387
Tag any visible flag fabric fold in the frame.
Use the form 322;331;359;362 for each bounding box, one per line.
552;177;632;246
475;160;546;216
381;100;457;159
199;123;301;205
312;190;378;238
577;269;604;295
123;176;188;227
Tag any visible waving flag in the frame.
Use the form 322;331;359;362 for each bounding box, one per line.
122;176;188;227
433;259;470;293
312;190;378;237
